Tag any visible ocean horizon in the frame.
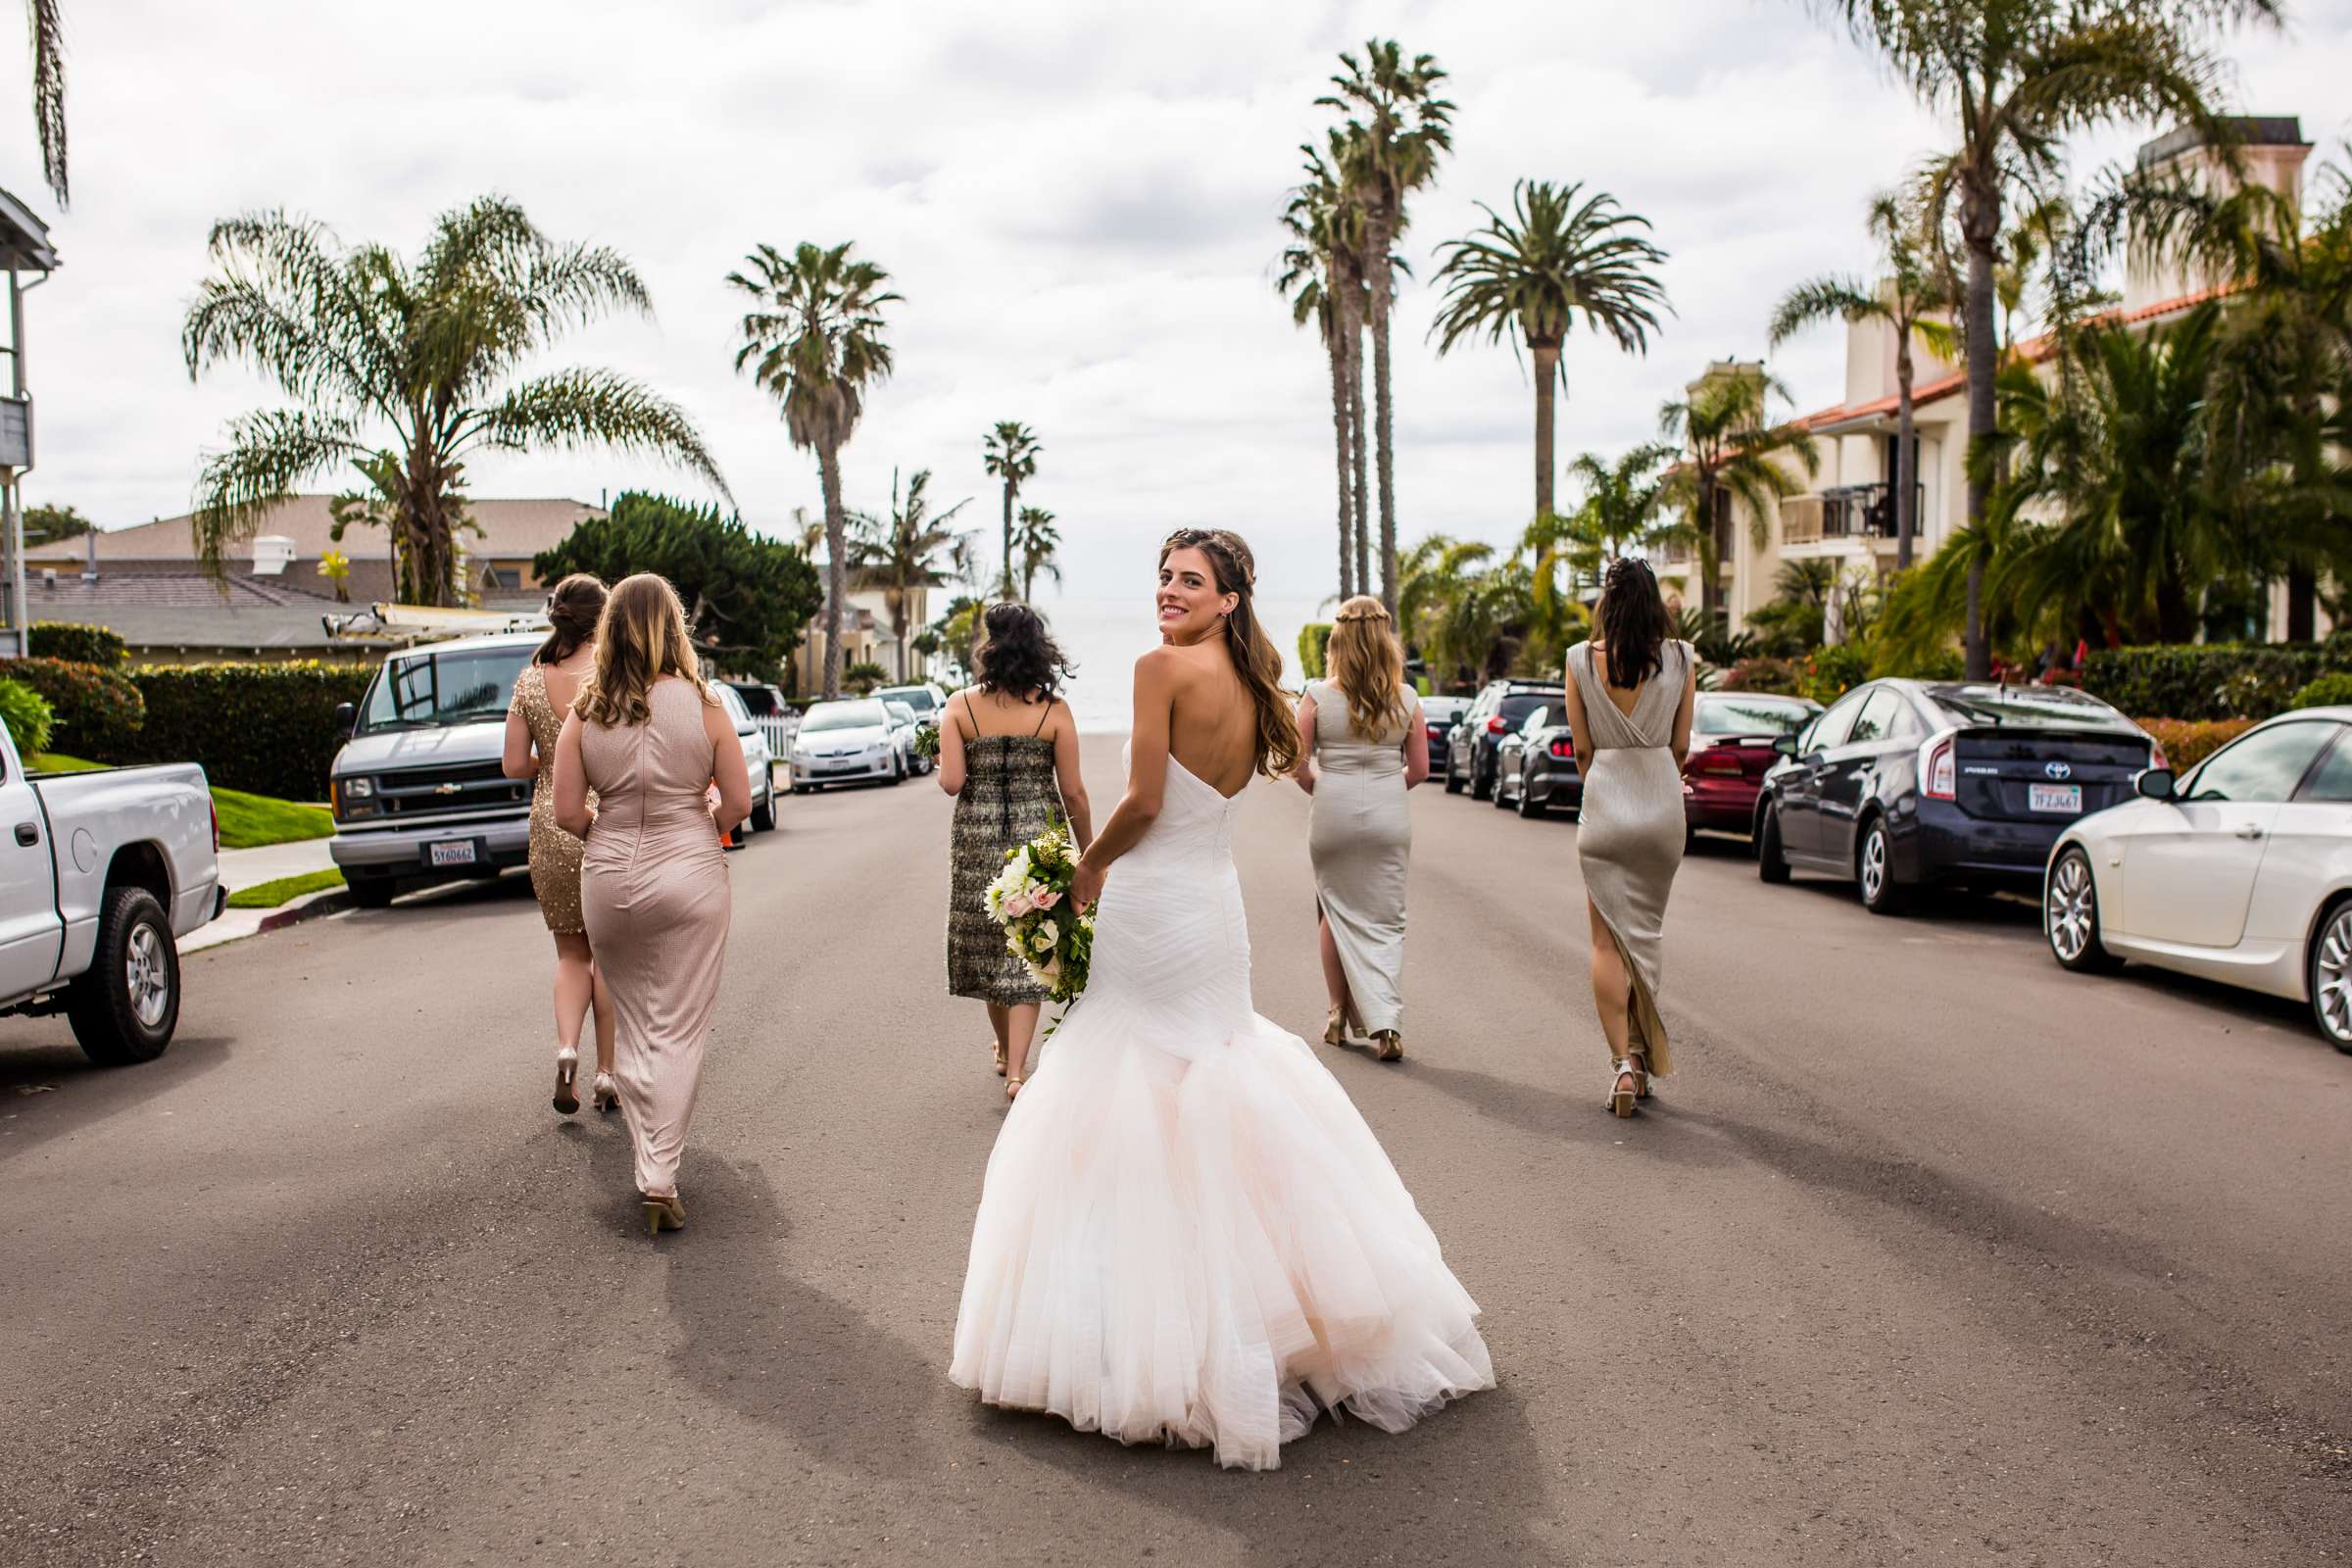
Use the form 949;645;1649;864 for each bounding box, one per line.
1018;591;1327;734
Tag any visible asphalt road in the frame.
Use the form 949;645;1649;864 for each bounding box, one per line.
4;734;2348;1567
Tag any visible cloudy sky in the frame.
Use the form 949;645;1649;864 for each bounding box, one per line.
3;0;2347;602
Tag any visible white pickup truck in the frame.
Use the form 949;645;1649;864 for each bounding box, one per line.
0;716;223;1063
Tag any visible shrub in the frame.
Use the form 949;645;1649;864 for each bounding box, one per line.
842;662;889;696
1875;645;1966;682
1718;656;1805;695
2289;671;2352;710
2136;717;2255;771
123;662;374;801
2323;628;2352;673
1800;644;1871;704
2081;643;2322;721
1741;601;1823;660
27;621;129;667
0;676;56;756
0;658;146;759
1298;622;1334;680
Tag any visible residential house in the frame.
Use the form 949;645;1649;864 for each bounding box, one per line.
788;583;932;695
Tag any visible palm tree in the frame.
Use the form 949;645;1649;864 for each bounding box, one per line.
1553;443;1678;580
728;240;898;699
1814;0;2278;674
24;0;63;204
1767;190;1952;568
1657;368;1820;625
1279;137;1372;600
1432;182;1672;521
184;196;727;605
1014;505;1061;601
982;421;1041;600
1323;39;1453;614
851;467;969;680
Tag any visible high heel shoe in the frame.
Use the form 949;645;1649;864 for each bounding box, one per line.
552;1047;580;1115
1005;1073;1026;1102
643;1193;686;1234
994;1039;1009;1077
1373;1029;1404;1062
592;1072;619;1114
1322;1005;1348;1047
1605;1054;1643;1118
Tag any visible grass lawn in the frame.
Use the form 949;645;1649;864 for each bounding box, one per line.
29;754;335;850
226;867;346;909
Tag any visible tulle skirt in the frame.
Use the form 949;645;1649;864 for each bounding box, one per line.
949;989;1494;1471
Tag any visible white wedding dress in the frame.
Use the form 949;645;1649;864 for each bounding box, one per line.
950;748;1494;1470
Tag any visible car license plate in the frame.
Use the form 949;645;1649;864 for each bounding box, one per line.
2028;783;2082;814
427;839;478;866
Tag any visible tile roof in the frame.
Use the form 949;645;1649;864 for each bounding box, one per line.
43;496;606;566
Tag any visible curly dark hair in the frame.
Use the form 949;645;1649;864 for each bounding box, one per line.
1596;557;1669;690
972;601;1071;702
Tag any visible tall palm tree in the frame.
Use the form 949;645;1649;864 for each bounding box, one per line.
1014;506;1062;601
1814;0;2278;674
25;0;63;204
184;196;727;605
729;240;898;699
1323;39;1453;614
1767;190;1952;568
1657;368;1821;625
982;421;1041;600
1279;138;1370;600
851;467;968;680
1432;181;1672;522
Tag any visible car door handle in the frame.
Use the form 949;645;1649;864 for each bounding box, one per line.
2233;824;2264;840
13;822;37;846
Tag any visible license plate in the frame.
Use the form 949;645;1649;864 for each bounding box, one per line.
427;839;478;866
2028;783;2082;814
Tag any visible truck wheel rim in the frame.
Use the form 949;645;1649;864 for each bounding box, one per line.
127;923;170;1029
2048;856;2092;961
1861;829;1886;901
2319;908;2352;1043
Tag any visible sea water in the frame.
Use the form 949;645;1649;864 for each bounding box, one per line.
1027;592;1325;734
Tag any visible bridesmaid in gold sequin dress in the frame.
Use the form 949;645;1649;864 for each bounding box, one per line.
502;574;617;1117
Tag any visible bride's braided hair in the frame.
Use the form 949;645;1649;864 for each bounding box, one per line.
1159;528;1302;780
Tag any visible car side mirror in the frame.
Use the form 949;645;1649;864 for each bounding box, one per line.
1772;733;1798;758
334;702;356;738
2135;767;2177;802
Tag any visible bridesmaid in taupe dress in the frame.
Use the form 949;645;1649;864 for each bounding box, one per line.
1557;558;1695;1119
1294;597;1427;1061
554;574;751;1234
502;574;616;1117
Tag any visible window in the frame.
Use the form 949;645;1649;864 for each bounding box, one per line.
1694;695;1814;737
2182;721;2337;804
2294;726;2352;803
1498;695;1551;728
359;645;529;733
1804;688;1870;753
1519;706;1551;735
1925;685;2127;730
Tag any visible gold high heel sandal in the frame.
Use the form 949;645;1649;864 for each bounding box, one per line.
1373;1029;1404;1062
1005;1073;1026;1102
643;1193;686;1234
994;1039;1008;1077
552;1047;580;1115
1323;1005;1348;1047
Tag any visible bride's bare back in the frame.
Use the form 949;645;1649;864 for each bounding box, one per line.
1158;639;1257;799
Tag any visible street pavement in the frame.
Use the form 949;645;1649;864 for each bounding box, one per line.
3;734;2348;1566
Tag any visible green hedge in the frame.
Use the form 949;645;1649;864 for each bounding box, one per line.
0;676;55;756
123;662;373;801
2081;643;2323;720
1298;622;1334;680
28;621;129;667
0;658;147;758
2290;671;2352;710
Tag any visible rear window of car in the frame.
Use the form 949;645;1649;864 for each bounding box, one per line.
1695;695;1815;736
1499;694;1553;726
1924;686;2130;730
730;684;780;715
877;686;937;713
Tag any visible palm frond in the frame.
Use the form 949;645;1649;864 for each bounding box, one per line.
190;409;364;576
467;368;731;502
27;0;65;204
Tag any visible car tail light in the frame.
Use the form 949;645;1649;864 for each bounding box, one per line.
1548;738;1574;760
1487;715;1507;735
210;799;220;855
1922;735;1956;800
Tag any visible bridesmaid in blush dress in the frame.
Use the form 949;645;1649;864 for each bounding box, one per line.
554;573;751;1234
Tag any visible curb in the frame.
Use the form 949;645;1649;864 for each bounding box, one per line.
255;887;357;933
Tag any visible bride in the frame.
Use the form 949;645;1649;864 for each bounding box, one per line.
949;527;1494;1471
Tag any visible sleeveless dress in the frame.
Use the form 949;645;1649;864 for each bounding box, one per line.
1304;678;1419;1034
950;746;1494;1471
508;663;592;935
946;701;1063;1004
1569;639;1690;1075
576;678;731;1198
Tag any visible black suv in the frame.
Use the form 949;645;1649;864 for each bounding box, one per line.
1444;678;1565;800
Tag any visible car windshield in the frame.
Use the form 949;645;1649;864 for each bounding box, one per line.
1696;695;1815;736
359;645;529;733
802;702;887;733
1925;686;2126;729
876;686;937;713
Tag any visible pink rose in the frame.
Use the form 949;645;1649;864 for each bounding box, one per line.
1034;890;1061;910
1004;892;1034;918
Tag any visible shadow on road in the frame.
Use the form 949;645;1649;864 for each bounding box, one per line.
0;1034;235;1162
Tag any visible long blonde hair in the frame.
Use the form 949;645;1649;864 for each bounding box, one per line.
573;572;713;727
1158;528;1301;779
1326;595;1407;740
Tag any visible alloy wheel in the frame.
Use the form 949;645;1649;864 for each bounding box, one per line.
1859;827;1886;905
2317;906;2352;1047
2047;855;2094;964
126;922;171;1030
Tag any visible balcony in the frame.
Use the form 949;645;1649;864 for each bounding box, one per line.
1781;482;1921;547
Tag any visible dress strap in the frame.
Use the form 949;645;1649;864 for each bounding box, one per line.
953;693;979;742
1030;698;1054;737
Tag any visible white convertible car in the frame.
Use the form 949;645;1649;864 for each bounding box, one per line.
2043;704;2352;1050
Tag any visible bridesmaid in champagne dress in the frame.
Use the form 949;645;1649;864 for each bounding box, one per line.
1558;558;1695;1118
554;574;752;1234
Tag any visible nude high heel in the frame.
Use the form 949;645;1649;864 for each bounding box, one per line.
552;1047;580;1115
643;1193;686;1234
592;1071;619;1114
1323;1005;1348;1047
1605;1054;1646;1118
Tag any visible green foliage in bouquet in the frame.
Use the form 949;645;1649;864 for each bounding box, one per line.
984;821;1093;1004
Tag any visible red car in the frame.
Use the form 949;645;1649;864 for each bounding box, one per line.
1683;691;1821;840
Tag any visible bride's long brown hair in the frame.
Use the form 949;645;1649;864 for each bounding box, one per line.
1159;528;1300;780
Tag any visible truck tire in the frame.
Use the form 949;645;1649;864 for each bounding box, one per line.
347;874;399;909
67;885;180;1066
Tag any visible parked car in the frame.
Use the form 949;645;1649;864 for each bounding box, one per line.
723;680;797;760
1445;680;1564;800
883;699;928;775
1756;680;2156;914
0;714;222;1063
711;683;780;832
1420;695;1470;774
1494;702;1579;819
1684;692;1822;842
2043;706;2352;1051
329;631;540;907
874;682;948;731
789;699;907;790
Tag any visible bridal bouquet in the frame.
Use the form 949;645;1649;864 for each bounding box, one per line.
984;822;1093;1004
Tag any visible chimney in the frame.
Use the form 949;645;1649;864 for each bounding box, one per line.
82;522;95;583
2126;116;2313;312
251;534;296;576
